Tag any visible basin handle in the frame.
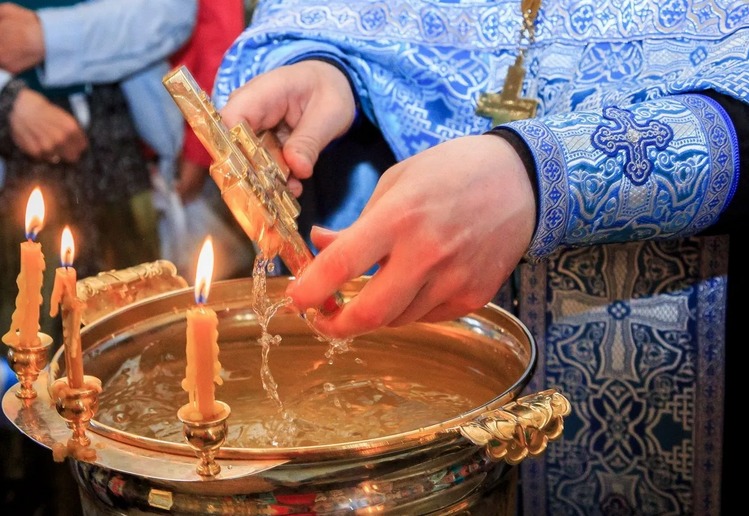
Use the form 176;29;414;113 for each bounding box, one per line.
76;260;188;326
457;389;571;465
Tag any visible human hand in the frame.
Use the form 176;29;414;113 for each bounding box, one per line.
175;158;208;203
219;59;357;196
285;134;538;338
0;3;45;73
10;87;88;163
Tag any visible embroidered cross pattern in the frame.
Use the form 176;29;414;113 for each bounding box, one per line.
591;106;673;185
550;244;690;382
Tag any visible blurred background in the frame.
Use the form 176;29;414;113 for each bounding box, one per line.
1;2;256;514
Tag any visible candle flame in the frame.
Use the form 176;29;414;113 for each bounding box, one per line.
194;236;214;304
25;187;45;240
60;226;75;267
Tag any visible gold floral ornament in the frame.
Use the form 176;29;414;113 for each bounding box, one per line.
457;389;571;464
76;259;188;326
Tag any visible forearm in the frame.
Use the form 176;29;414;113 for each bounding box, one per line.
502;94;741;260
38;0;197;86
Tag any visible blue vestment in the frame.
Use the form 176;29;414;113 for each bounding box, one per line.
216;2;748;513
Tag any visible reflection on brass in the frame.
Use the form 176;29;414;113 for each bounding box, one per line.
148;489;174;510
4;332;53;399
76;260;188;326
51;376;101;448
457;389;571;464
74;274;569;462
162;66;342;314
3;273;570;513
178;401;231;477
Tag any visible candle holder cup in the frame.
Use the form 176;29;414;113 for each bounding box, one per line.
51;375;101;447
4;332;53;399
177;401;231;477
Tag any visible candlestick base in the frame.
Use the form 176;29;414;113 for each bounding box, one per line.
50;375;101;447
177;401;231;477
4;332;53;399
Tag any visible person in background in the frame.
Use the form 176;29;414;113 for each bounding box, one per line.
170;0;245;205
153;0;254;281
0;0;197;340
0;1;196;514
216;1;746;514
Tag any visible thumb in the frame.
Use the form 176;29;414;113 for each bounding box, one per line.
282;93;354;179
281;131;323;180
281;66;357;177
310;225;340;251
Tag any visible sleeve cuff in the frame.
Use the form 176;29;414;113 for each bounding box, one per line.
37;8;86;86
502;94;739;260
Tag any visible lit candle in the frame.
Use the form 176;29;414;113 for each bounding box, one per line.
2;187;46;349
49;226;85;389
181;237;222;420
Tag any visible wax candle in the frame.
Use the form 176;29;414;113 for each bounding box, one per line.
181;237;222;420
2;188;46;349
49;226;85;389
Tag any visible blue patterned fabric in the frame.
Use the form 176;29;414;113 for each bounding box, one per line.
216;0;746;244
506;94;739;259
519;236;726;515
216;1;745;514
216;1;749;160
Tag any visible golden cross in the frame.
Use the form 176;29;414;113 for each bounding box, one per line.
476;0;542;125
475;54;538;125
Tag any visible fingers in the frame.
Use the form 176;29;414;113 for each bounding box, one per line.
286;215;392;313
220;61;356;181
39;124;87;164
280;87;355;178
57;126;88;163
292;220;450;338
220;73;286;131
175;159;208;202
307;261;424;338
10;88;88;163
286;177;303;198
309;225;338;250
26;129;86;164
387;271;487;327
311;265;495;338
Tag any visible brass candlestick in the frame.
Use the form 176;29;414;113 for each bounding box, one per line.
50;375;101;447
177;401;231;477
4;332;53;399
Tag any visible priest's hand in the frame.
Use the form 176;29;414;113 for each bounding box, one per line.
0;3;45;73
219;59;357;197
10;87;88;164
285;134;538;338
